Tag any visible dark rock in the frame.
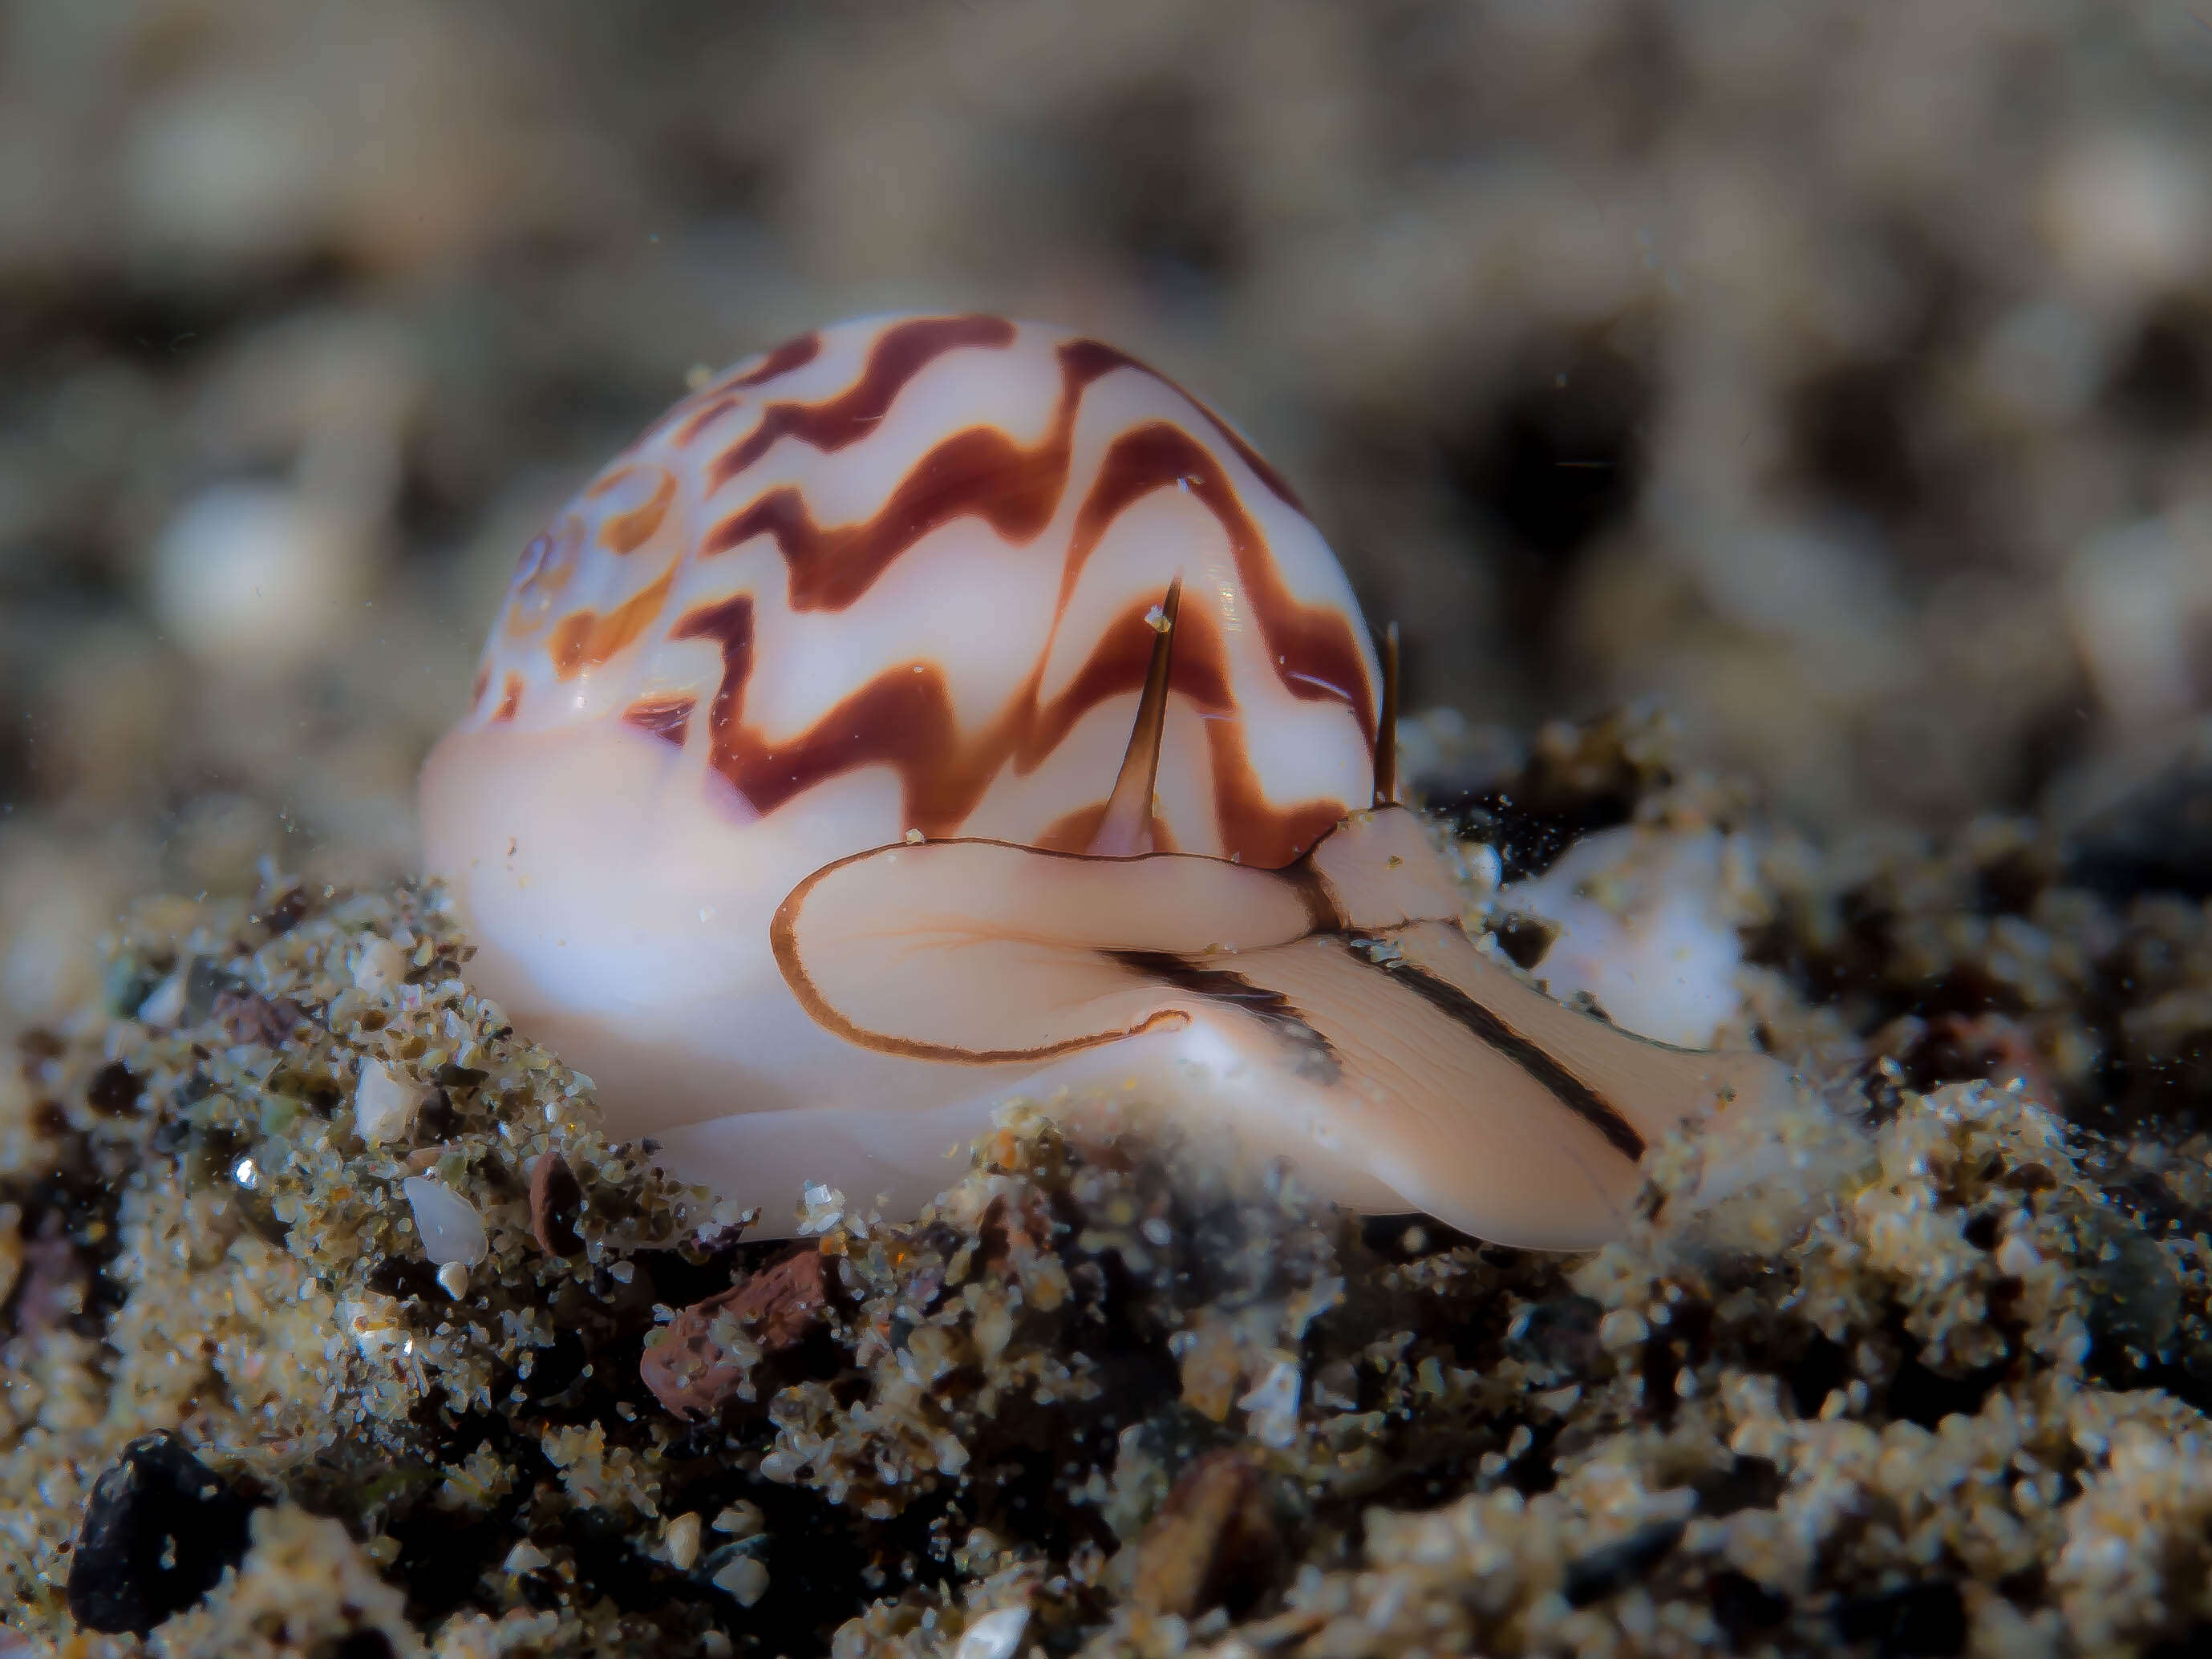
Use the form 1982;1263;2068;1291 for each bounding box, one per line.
332;1633;398;1659
67;1432;257;1634
256;888;310;934
182;959;248;1026
387;1507;512;1622
1709;1569;1791;1645
1508;1295;1606;1377
2064;751;2212;900
1885;1346;2008;1430
1691;1455;1785;1518
1488;910;1560;970
1784;1333;1853;1418
2145;1624;2212;1659
84;1061;143;1116
2078;1216;2182;1361
1562;1517;1685;1608
414;1087;460;1142
1834;1580;1967;1658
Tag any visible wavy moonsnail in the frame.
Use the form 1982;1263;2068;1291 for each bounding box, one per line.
419;313;1794;1247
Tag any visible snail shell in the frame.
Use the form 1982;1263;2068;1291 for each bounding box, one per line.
420;313;1381;1212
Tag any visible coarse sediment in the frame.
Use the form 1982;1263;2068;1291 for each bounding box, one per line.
6;720;2212;1657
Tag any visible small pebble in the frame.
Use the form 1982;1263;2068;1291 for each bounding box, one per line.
666;1511;702;1571
529;1151;585;1256
1238;1358;1302;1449
1598;1308;1650;1348
955;1606;1032;1659
1996;1233;2042;1277
712;1554;770;1606
136;971;188;1028
712;1502;764;1538
1562;1519;1687;1608
352;936;407;993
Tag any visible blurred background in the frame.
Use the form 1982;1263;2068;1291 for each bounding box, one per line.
4;0;2212;1039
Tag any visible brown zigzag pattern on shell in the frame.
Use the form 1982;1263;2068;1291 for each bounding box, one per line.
482;316;1370;867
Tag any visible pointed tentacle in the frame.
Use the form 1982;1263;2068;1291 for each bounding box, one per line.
1374;620;1399;807
1089;577;1182;857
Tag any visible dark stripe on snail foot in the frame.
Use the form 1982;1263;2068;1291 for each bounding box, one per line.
1375;953;1647;1163
1108;949;1343;1082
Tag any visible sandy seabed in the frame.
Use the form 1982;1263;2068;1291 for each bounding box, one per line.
6;716;2212;1658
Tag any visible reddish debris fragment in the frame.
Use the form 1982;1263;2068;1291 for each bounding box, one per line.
529;1152;585;1256
642;1248;830;1421
978;1188;1059;1272
11;1210;88;1335
1877;1012;2061;1107
1130;1449;1281;1619
212;989;307;1047
1929;1014;2058;1104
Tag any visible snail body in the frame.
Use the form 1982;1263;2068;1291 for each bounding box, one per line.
421;314;1382;1216
423;312;1796;1243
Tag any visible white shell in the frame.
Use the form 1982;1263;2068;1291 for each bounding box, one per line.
954;1608;1032;1659
712;1554;770;1606
420;314;1381;1215
402;1176;487;1266
136;969;189;1029
354;1057;428;1146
